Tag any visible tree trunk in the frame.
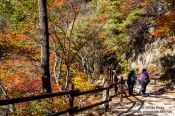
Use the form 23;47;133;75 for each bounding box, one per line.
64;66;70;90
53;51;63;85
57;51;63;83
38;0;52;93
53;53;58;82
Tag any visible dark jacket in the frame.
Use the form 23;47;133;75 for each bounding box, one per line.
127;71;136;84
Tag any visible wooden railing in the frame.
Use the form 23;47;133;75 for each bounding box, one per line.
0;77;128;116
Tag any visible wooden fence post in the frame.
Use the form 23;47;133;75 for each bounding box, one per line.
110;70;112;83
69;84;74;116
105;81;110;112
114;75;118;94
120;77;124;102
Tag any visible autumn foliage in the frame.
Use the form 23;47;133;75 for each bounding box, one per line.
151;12;175;37
0;0;175;115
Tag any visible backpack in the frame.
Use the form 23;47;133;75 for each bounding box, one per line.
142;75;149;83
130;74;136;83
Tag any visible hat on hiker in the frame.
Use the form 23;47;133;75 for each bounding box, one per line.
142;68;147;72
130;68;134;71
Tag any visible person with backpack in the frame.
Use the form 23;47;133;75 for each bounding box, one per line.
127;69;136;96
139;69;150;96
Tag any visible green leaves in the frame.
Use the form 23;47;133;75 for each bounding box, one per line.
118;9;141;31
0;1;14;17
0;0;38;32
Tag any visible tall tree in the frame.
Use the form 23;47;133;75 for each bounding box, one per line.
38;0;52;93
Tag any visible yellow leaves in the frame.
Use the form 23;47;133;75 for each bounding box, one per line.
98;0;110;13
143;0;151;3
0;69;6;80
72;72;96;91
51;97;69;109
98;32;107;39
139;0;152;6
101;1;108;9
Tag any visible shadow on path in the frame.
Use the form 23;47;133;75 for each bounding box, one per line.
134;85;167;97
93;85;174;116
111;95;146;116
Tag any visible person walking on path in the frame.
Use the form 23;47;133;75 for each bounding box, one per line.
139;69;150;96
127;69;136;96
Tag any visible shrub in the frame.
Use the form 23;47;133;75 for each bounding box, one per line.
72;72;96;91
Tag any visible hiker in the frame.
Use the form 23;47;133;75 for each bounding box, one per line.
127;69;136;96
139;69;150;96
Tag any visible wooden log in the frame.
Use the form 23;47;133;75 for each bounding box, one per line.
77;86;111;96
0;91;78;106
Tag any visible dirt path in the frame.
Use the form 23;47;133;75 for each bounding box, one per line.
77;84;175;116
103;84;175;116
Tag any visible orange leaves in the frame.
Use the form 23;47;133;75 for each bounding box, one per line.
49;0;66;8
16;33;26;40
0;29;21;41
152;12;175;37
0;29;29;42
120;0;134;15
0;32;15;41
2;71;26;90
140;0;152;6
99;13;108;20
155;12;175;27
120;0;142;16
0;52;40;93
151;27;169;38
101;1;109;9
54;0;66;5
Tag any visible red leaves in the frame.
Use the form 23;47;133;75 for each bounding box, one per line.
15;79;42;94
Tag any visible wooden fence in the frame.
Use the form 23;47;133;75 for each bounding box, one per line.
0;77;128;116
